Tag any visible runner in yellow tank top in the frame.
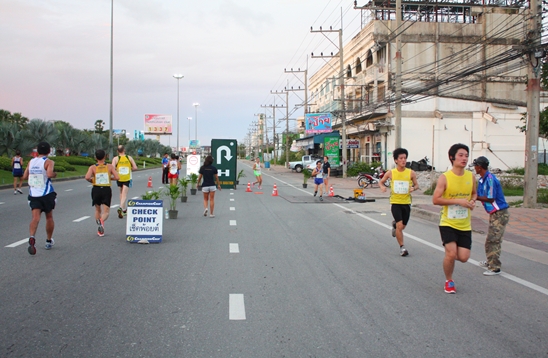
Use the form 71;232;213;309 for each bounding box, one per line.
380;148;419;256
433;143;477;294
111;145;138;219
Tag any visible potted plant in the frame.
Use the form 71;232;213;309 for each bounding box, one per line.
236;169;246;185
178;176;189;202
189;173;199;195
164;184;181;219
141;190;162;200
302;168;311;188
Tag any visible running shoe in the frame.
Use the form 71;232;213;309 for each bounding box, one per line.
258;185;262;190
400;245;409;256
17;189;23;194
483;268;501;276
123;210;127;217
28;237;36;255
444;280;456;294
117;207;123;219
314;191;317;197
209;214;215;218
45;239;55;250
392;221;396;237
97;218;104;236
14;190;17;195
203;208;208;217
319;196;323;201
252;183;256;188
478;260;488;267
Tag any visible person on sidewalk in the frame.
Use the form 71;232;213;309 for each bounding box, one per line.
161;153;169;184
322;156;331;193
11;150;24;194
473;156;509;276
311;160;324;201
111;145;138;219
252;157;262;189
380;148;419;257
22;142;57;255
198;155;221;218
85;149;120;237
433;143;477;294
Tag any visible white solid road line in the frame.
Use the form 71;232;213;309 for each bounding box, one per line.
333;203;548;297
229;243;239;253
229;220;237;226
229;294;246;320
5;238;28;248
73;216;90;222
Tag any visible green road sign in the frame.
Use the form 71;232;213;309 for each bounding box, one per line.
211;139;238;189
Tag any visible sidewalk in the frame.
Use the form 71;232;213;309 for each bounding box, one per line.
260;162;548;254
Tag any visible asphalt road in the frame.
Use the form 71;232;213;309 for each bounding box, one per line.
1;163;547;357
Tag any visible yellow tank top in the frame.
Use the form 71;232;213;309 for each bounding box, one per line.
93;164;111;186
116;155;132;182
390;168;412;205
439;170;474;231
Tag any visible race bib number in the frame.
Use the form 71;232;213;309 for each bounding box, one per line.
119;167;130;175
393;180;409;194
448;205;468;219
95;172;109;185
13;163;21;169
28;174;45;188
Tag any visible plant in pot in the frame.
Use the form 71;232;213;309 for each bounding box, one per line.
302;168;311;188
164;184;181;219
236;169;246;186
178;176;189;202
141;189;162;200
189;173;199;195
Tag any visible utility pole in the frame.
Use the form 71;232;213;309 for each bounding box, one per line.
284;68;308;168
262;102;286;163
311;17;348;177
394;0;402;148
523;0;543;208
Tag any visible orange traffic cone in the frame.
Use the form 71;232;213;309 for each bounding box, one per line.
147;176;153;188
246;182;252;192
272;183;278;196
328;185;334;197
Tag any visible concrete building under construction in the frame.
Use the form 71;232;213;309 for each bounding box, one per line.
306;0;547;171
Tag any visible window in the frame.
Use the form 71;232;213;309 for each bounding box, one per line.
356;57;362;73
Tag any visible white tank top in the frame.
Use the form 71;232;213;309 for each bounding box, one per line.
28;157;55;197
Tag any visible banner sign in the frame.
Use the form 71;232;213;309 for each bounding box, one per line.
347;139;360;148
324;137;340;166
186;154;201;176
126;199;163;243
144;114;172;135
189;139;200;149
211;139;238;189
305;113;333;134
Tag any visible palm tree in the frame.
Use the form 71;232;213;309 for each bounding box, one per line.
23;119;58;146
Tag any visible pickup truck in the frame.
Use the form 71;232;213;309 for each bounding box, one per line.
288;155;322;173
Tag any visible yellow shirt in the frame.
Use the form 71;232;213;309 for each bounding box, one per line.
116;155;132;182
93;164;111;186
390;168;412;205
439;170;474;231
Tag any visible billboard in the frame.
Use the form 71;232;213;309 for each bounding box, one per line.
144;114;172;135
305;113;332;134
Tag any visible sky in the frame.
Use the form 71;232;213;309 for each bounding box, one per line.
0;0;364;150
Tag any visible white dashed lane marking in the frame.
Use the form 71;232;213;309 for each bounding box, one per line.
65;189;73;192
229;243;239;253
73;216;90;222
230;207;235;211
229;220;237;226
229;294;246;320
230;199;234;202
5;239;28;248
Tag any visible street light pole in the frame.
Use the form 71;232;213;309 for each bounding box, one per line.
193;103;199;143
108;0;114;159
187;117;192;153
173;74;184;154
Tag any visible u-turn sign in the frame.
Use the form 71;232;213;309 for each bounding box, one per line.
211;139;237;189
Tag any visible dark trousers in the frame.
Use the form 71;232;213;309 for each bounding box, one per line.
162;167;169;184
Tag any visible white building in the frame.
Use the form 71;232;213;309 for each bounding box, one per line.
308;0;547;171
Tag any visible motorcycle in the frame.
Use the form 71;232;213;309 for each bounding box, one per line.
357;167;390;188
407;156;434;171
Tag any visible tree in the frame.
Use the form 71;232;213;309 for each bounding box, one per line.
23;119;58;146
0;109;29;130
94;119;105;134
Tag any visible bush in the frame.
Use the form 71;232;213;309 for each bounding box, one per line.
347;161;383;177
51;159;76;171
63;156;96;166
0;157;11;171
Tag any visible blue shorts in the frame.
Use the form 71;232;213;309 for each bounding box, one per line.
314;178;324;185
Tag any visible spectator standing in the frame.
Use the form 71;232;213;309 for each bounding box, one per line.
473;156;509;276
322;156;331;193
162;153;169;184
